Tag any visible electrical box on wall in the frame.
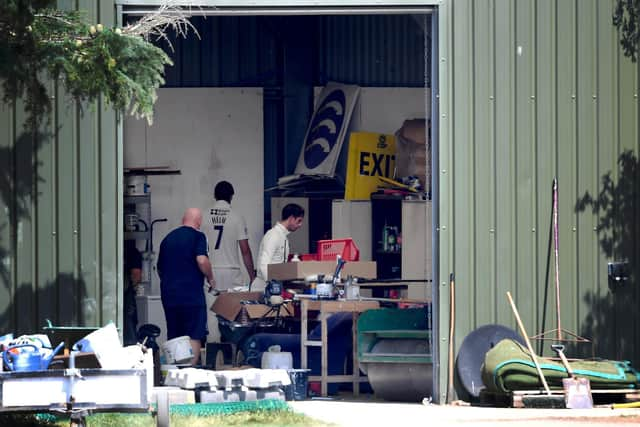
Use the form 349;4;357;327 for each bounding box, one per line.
608;261;629;293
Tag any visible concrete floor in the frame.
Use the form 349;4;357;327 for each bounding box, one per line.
289;399;640;426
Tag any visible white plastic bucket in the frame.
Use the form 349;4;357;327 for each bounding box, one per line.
261;350;293;370
161;336;193;364
73;323;124;369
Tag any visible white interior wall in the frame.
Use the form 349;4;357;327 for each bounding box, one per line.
313;87;428;134
124;88;264;293
352;87;429;133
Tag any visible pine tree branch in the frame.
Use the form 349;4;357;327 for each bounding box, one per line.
1;0;195;128
124;1;200;51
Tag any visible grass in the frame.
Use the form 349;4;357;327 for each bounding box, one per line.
0;409;335;427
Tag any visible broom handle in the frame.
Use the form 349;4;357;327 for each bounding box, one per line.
507;291;551;394
553;178;562;340
551;344;574;377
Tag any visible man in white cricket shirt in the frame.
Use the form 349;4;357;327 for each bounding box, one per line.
251;203;305;292
205;181;256;342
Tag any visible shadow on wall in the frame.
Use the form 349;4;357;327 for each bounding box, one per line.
575;150;640;363
0;273;91;336
0;130;50;333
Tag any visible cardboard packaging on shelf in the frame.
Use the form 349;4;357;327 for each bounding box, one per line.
395;118;431;192
267;261;376;281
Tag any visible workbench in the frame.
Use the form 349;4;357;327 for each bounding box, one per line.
300;299;380;397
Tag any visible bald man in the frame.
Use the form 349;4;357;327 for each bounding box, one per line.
157;208;216;365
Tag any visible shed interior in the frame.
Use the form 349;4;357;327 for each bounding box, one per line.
122;12;435;399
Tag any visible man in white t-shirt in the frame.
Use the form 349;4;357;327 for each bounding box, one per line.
205;181;256;341
251;203;305;292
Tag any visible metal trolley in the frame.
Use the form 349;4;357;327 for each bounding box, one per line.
0;357;150;426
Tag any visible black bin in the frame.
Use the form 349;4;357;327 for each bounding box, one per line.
284;369;310;401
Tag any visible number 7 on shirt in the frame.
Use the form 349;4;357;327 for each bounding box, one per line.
213;225;224;250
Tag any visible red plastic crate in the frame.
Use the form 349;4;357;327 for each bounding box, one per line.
299;253;318;261
316;238;360;261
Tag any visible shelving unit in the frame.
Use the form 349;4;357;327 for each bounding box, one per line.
124;191;152;295
371;194;403;280
333;197;433;300
124;194;151;242
300;299;380;397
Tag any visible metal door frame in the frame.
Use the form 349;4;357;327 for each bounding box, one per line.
116;0;447;403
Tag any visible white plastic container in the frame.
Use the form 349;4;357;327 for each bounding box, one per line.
124;176;149;196
261;346;293;370
161;336;193;364
316;282;333;299
160;364;179;385
73;323;124;369
123;345;154;394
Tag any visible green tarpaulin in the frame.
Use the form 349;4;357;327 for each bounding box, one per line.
482;339;640;393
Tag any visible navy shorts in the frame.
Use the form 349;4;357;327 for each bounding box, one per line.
164;305;208;341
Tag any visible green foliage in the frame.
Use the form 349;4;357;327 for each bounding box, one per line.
0;0;172;129
614;0;640;62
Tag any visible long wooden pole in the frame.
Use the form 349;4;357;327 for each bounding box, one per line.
506;291;551;394
553;178;562;340
447;273;455;402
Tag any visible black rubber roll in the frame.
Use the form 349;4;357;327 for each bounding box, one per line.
455;324;524;398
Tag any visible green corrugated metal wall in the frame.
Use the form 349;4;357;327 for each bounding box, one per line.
3;0;639;405
437;0;640;402
0;0;122;335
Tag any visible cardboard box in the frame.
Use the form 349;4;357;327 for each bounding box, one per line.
210;291;293;321
267;261;377;281
244;303;294;319
210;292;262;321
395;118;431;192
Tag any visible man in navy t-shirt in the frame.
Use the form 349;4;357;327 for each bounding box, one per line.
157;208;216;365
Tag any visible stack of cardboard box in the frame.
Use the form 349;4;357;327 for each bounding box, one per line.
395;119;431;193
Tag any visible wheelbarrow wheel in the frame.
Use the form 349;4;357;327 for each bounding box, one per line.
70;414;87;427
235;349;245;367
214;349;225;370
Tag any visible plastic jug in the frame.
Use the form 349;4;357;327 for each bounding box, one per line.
3;342;65;372
261;345;293;370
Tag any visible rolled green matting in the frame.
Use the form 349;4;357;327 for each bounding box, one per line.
35;413;62;423
169;399;290;416
31;399;290;421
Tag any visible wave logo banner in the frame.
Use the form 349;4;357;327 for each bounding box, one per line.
294;82;360;176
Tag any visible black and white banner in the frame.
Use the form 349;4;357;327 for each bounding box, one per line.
293;82;360;176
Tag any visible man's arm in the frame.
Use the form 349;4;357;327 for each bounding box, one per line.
238;239;256;283
196;255;216;289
